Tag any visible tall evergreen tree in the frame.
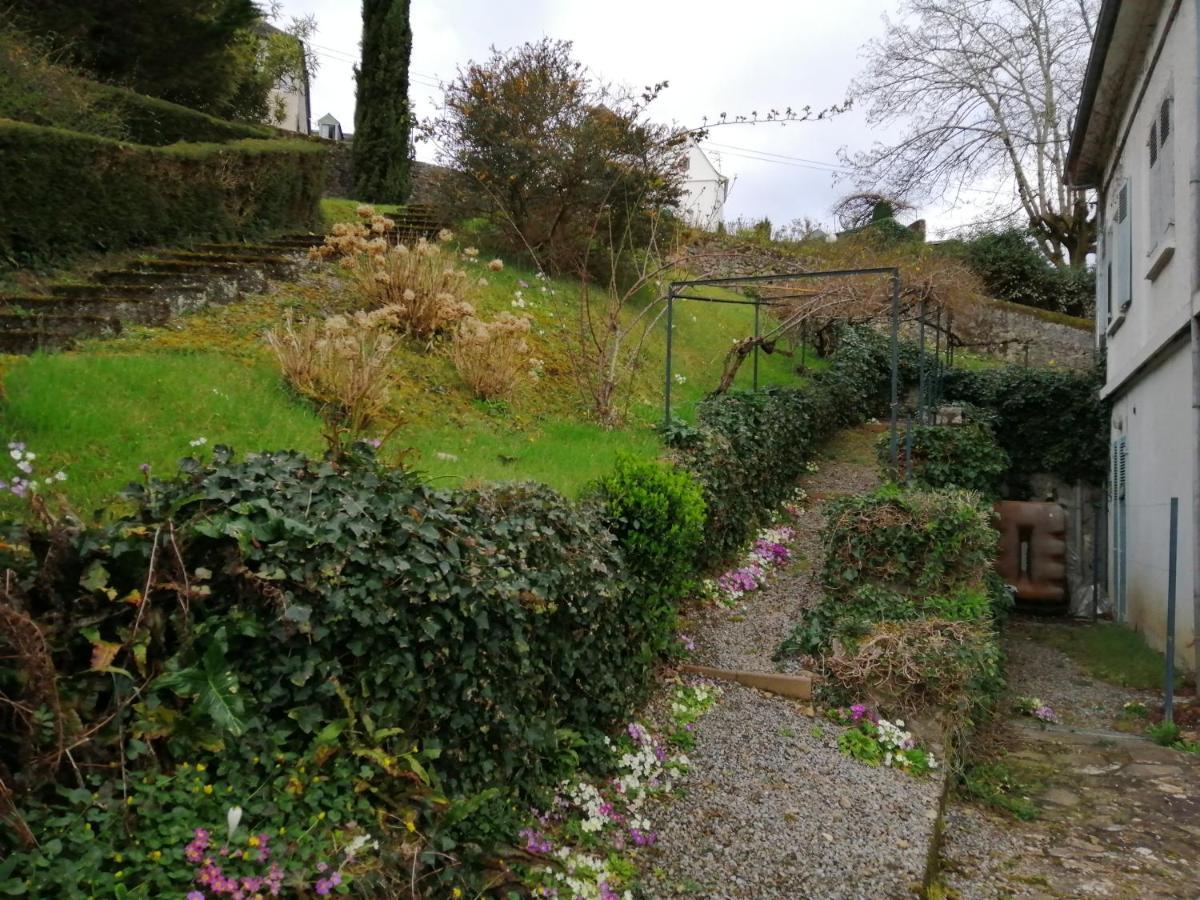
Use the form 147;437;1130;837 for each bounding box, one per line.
353;0;412;203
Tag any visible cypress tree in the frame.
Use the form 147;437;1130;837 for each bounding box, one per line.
353;0;412;203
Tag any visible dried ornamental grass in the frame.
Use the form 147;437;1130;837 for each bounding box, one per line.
451;313;534;400
310;209;475;344
824;618;992;716
353;241;475;343
264;309;400;439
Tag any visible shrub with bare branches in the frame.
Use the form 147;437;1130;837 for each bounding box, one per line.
451;313;534;400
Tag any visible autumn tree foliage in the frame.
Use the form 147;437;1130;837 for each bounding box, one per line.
426;38;686;277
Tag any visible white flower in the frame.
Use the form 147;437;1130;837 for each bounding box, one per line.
226;806;243;841
189;437;207;447
54;471;67;482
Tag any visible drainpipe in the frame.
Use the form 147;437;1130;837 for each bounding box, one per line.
1191;0;1200;673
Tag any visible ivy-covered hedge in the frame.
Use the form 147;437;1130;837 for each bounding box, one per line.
678;327;904;568
877;421;1010;497
940;365;1107;488
777;485;1007;720
0;119;325;265
1;444;725;894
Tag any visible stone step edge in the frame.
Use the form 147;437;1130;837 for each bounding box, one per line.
679;664;817;700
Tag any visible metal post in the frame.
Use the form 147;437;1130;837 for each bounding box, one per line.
932;306;943;411
664;290;674;427
917;299;927;424
753;298;761;391
888;270;901;469
904;417;914;483
1091;497;1102;622
947;311;955;368
1165;497;1179;722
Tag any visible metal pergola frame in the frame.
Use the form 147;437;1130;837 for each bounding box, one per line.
663;267;919;466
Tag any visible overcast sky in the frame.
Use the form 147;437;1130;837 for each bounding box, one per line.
277;0;1002;235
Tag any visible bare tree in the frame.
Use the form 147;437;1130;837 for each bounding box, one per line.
843;0;1098;268
831;193;914;232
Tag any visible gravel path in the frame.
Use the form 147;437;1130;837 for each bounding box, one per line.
643;426;947;899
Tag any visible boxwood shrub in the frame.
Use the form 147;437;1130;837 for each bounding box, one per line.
590;455;706;657
0;119;325;265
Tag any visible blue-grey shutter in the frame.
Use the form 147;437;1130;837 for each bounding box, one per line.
1115;181;1132;309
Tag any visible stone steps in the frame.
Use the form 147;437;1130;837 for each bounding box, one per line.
0;232;319;354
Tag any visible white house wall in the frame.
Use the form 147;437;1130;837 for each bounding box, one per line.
1093;0;1200;669
1110;343;1195;668
269;80;309;134
680;143;726;231
1097;0;1197;389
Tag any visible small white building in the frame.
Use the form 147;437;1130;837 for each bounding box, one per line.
1067;0;1199;670
679;139;729;231
317;113;345;141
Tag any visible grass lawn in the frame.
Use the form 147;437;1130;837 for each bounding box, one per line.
1025;620;1183;691
1;211;822;511
1;352;324;516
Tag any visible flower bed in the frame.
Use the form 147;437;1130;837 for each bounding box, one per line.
516;683;719;899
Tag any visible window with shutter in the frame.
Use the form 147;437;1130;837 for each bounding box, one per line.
1158;96;1174;236
1115;181;1132;310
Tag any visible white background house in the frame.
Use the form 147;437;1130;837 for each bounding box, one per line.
679;139;729;231
1068;0;1199;670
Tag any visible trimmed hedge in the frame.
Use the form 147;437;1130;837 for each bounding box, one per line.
590;456;706;658
0;119;325;265
678;327;905;568
0;30;276;146
0;446;660;803
878;421;1010;497
940;364;1107;488
88;83;278;145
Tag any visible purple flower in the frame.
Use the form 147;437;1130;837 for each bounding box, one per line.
599;883;619;900
1034;705;1057;723
187;893;206;900
627;722;649;745
315;878;332;896
678;634;696;652
519;827;552;854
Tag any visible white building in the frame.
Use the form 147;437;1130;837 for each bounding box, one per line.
679;139;729;231
1067;0;1199;670
258;22;311;134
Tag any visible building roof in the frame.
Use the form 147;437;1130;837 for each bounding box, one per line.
317;113;341;126
1066;0;1170;187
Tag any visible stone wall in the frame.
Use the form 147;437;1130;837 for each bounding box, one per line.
681;237;1096;371
947;298;1096;371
